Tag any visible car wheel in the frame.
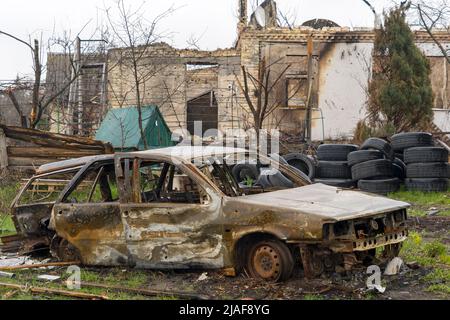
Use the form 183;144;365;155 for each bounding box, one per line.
246;240;294;282
283;153;316;179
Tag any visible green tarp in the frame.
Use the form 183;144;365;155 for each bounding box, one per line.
95;105;173;151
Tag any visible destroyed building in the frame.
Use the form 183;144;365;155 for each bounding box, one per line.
56;0;450;141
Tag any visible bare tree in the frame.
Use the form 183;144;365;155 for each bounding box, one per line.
105;0;176;149
411;0;450;64
234;58;291;151
0;30;82;128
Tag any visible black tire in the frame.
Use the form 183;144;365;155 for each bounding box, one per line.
232;164;259;183
404;147;449;164
314;178;356;188
267;170;294;188
393;158;406;180
391;132;434;151
246;240;294;282
347;150;384;167
255;172;271;188
316;144;358;161
358;178;401;195
406;162;450;178
360;138;394;160
405;178;449;192
351;159;394;180
269;153;288;165
283;153;316;179
316;161;351;179
394;152;404;161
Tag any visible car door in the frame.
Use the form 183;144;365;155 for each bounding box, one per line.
116;155;225;269
52;160;128;266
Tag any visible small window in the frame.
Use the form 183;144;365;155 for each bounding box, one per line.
286;77;308;108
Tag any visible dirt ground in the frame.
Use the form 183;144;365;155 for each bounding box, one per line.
0;215;448;300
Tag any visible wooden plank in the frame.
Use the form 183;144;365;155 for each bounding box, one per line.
0;282;108;300
8;157;54;167
80;282;209;300
8;146;102;158
0;128;8;169
0;261;79;271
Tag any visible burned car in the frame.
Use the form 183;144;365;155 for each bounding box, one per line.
6;146;409;281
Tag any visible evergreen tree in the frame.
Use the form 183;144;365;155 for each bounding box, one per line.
367;5;434;132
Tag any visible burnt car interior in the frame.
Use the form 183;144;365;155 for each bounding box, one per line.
135;160;205;204
197;154;307;197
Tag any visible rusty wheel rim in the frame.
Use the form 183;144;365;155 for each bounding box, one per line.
252;245;281;280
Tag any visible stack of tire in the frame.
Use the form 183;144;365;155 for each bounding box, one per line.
313;144;358;188
348;138;404;195
392;132;449;192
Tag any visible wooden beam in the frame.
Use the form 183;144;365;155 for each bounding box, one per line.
0;282;108;300
0;128;8;169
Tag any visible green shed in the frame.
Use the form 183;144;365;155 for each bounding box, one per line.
95;105;174;151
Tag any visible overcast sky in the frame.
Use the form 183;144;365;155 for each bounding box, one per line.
0;0;396;80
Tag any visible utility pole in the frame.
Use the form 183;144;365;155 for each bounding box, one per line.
305;35;314;142
76;37;83;135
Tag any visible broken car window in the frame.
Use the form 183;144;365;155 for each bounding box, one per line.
63;163;117;203
130;159;207;204
18;170;79;206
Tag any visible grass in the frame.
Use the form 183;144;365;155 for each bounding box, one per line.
388;187;450;217
0;267;171;300
400;231;450;297
0;183;20;236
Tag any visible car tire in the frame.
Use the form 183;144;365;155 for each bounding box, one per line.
360;138;394;160
391;132;434;151
351;159;394;180
232;164;259;183
269;153;288;165
393;158;406;180
347;150;384;167
405;178;449;192
283;153;316;179
314;178;356;188
316;161;351;179
246;240;294;282
316;144;358;161
406;162;450;178
267;171;294;188
358;178;401;195
404;147;449;164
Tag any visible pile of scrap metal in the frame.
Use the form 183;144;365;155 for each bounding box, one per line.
0;124;114;175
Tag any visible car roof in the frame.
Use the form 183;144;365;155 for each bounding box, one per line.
36;145;250;175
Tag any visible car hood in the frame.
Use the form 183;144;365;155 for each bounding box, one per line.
233;183;410;222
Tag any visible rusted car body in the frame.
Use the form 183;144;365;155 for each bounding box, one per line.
7;146;410;281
